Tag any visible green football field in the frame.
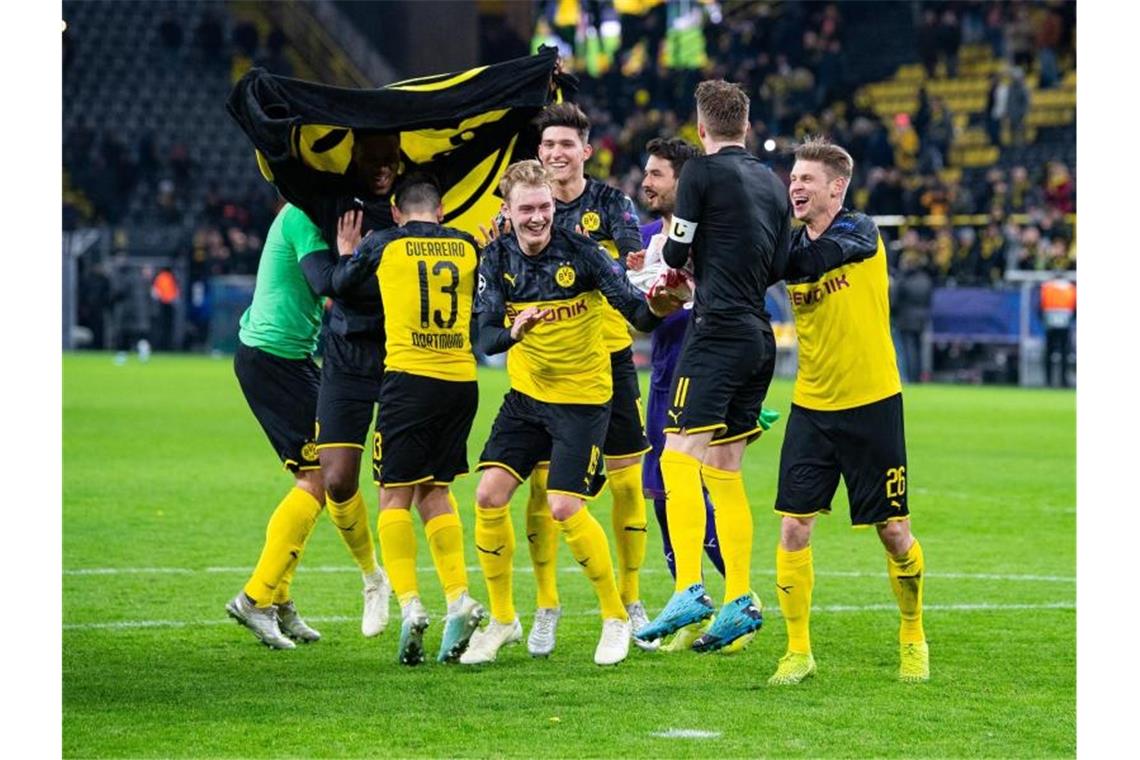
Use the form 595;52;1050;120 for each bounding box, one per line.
62;352;1075;758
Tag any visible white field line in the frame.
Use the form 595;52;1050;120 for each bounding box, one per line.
64;565;1076;583
63;601;1073;632
652;729;723;739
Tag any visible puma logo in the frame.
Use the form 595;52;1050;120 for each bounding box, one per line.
776;583;794;594
577;557;590;567
476;544;505;556
338;521;357;533
503;272;517;287
624;524;648;533
526;532;538;543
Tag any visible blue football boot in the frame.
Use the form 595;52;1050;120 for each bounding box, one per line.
692;592;763;653
634;583;715;642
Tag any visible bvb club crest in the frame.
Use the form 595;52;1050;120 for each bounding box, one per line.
301;442;319;462
555;264;576;288
580;211;601;232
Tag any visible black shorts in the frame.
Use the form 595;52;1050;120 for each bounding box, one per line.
775;393;909;526
604;347;651;459
664;316;776;445
373;372;478;487
316;331;382;451
477;389;609;499
234;341;321;472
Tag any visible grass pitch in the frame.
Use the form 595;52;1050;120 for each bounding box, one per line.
63;352;1075;758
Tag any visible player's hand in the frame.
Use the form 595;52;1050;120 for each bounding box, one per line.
510;306;550;340
337;209;363;256
626;249;646;272
477;218;510;248
646;288;683;317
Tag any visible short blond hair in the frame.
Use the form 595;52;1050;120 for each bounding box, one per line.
695;80;749;141
793;136;854;180
499;159;552;203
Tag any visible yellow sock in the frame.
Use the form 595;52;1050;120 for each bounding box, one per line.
475;505;516;623
888;537;926;644
327;489;379;574
559;507;628;621
272;561;298;606
425;512;467;605
608;462;647;605
703;465;752;602
525;467;560;608
378;509;418;605
776;545;814;654
447;491;463;527
660;449;706;591
244;487;323;607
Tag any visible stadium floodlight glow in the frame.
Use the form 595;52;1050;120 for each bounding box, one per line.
764;139;776;152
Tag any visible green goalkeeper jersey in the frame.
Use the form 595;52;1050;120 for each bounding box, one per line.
238;203;328;359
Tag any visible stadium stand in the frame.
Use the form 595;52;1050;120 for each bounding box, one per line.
61;0;1075;384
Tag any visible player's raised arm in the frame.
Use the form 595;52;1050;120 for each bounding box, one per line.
662;159;705;268
604;189;644;265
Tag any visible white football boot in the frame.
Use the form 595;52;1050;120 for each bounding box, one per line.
594;617;632;666
225;592;295;650
459;617;523;665
361;568;392;637
526;607;562;657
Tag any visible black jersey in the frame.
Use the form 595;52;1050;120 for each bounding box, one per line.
553;178;644;352
323;194;395;339
662;146;791;328
475;227;660;404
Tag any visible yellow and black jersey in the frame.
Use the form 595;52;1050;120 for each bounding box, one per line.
333;220;479;382
475;227;660;405
554;178;643;352
783;209;901;411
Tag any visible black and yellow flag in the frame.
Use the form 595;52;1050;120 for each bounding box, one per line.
226;48;573;239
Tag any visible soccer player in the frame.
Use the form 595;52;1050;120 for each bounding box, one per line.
523;103;656;657
331;174;487;665
629;137;777;653
636;81;790;652
767;137;928;685
225;200;353;649
460;160;679;666
309;133;402;637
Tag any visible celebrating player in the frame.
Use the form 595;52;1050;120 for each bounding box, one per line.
331;173;487;666
225;202;347;649
310;133;402;638
767;137;928;685
522;103;656;656
460;160;680;666
636;81;790;652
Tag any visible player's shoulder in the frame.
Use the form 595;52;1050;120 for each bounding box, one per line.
830;208;878;237
556;226;608;259
586;177;630;204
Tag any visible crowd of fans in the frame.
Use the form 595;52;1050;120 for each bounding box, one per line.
65;0;1076;353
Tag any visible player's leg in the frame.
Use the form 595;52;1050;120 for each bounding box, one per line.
546;401;630;665
768;404;840;685
691;336;775;652
228;344;324;649
460;466;524;664
524;462;560;613
316;335;388;635
842;393;927;682
460;391;541;664
603;348;652;615
377;484;427;665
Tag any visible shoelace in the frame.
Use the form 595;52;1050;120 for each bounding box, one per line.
534;613;557;638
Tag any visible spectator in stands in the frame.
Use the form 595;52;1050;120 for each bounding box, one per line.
977;222;1008;285
1009;165;1038;212
1006;68;1031;147
984;4;1007;59
78;262;113;350
919;98;954;173
1008;5;1035;70
891;251;933;383
1044;161;1075;214
867;167;905;215
936;10;961;78
952;227;980;284
1035;6;1064;89
1016;225;1046;271
917;10;939;79
986;71;1008;147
